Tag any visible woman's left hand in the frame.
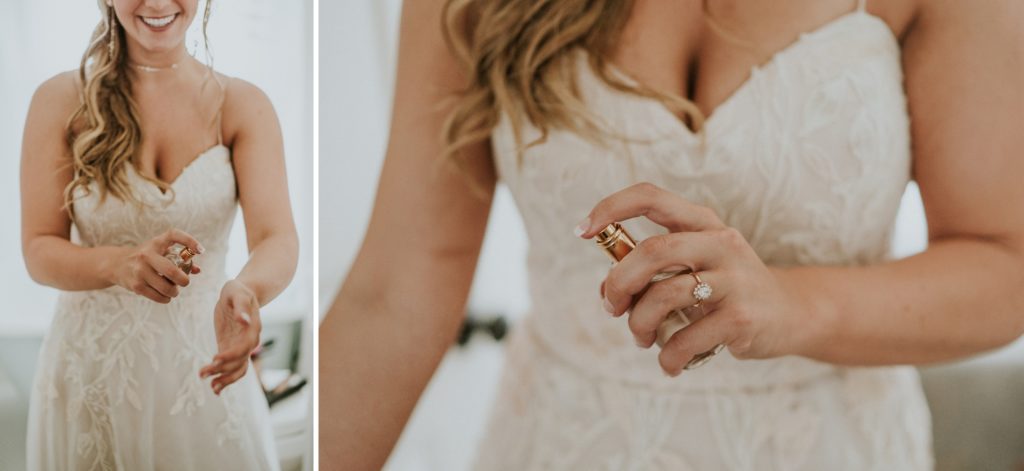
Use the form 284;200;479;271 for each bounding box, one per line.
199;279;262;395
577;183;820;377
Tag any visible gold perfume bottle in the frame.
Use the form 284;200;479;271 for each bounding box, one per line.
165;244;197;273
594;223;722;370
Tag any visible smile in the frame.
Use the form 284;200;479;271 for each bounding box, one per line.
140;13;178;29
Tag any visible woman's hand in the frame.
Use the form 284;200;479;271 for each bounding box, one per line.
199;279;262;395
107;229;204;303
577;183;821;377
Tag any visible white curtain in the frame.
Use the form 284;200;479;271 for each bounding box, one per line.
0;1;313;468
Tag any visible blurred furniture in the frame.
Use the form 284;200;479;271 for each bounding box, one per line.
919;339;1024;471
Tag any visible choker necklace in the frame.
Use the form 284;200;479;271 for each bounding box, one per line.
129;61;181;72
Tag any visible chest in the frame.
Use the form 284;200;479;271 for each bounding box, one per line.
132;81;222;183
612;0;912;125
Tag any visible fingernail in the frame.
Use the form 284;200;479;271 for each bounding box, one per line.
602;297;614;314
196;243;206;254
573;217;590;238
635;337;646;348
239;311;252;324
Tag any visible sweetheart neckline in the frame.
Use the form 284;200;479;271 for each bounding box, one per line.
599;10;899;140
129;144;230;197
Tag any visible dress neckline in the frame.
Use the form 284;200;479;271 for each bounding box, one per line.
600;11;898;139
129;144;230;197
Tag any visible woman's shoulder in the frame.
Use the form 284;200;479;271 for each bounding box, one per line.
31;70;81;113
27;70;83;136
215;73;278;145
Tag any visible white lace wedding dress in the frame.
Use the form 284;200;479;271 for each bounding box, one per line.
26;145;280;470
472;4;933;470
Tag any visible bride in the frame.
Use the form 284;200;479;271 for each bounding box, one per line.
321;0;1024;469
19;0;297;469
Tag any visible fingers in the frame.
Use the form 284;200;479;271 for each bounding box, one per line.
627;270;725;347
132;282;172;304
146;251;191;287
190;264;202;275
659;309;738;377
211;363;249;395
156;229;205;256
603;231;726;315
143;267;180;299
576;182;726;238
198;359;223;379
199;356;249;395
201;355;247;380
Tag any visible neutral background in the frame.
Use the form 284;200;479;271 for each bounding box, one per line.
319;2;1024;471
0;1;314;469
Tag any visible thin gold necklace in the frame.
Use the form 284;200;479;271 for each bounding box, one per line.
129;61;181;72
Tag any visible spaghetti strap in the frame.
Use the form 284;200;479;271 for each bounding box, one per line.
214;75;228;146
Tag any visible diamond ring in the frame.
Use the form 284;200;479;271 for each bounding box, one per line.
691;272;712;306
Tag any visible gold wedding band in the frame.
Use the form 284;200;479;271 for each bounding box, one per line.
683;271;722;370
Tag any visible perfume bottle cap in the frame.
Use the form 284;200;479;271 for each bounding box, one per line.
594;223;636;262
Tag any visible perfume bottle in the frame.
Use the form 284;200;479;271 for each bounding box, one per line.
594;223;722;370
165;244;197;274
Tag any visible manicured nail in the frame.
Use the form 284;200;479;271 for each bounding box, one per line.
574;218;590;238
196;243;206;254
602;297;614;314
238;311;252;325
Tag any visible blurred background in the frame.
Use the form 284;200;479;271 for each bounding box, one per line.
320;2;1024;471
0;1;313;469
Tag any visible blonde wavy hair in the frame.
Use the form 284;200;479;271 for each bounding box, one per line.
440;0;719;175
64;0;216;215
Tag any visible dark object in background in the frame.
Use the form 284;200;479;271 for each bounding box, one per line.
266;375;308;407
457;316;508;346
251;339;307;407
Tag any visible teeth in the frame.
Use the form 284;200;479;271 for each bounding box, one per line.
142;14;176;28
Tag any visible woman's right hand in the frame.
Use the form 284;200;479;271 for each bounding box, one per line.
107;229;205;303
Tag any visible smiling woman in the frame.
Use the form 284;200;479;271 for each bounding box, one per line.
17;0;300;470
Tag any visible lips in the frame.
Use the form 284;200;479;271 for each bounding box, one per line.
139;13;178;30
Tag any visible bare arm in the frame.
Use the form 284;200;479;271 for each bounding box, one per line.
21;73;121;290
319;1;497;468
791;0;1024;365
223;79;299;306
196;79;300;394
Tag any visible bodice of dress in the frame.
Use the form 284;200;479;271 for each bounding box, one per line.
70;144;237;294
490;11;912;390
